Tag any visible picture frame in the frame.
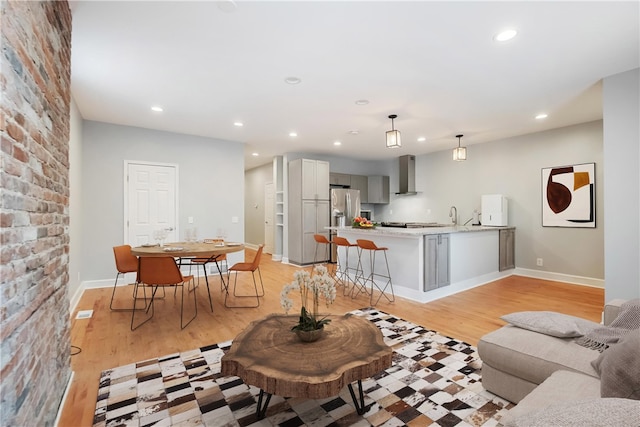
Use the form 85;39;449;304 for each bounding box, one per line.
542;162;595;228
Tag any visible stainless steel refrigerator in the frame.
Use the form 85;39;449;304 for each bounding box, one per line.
330;188;361;262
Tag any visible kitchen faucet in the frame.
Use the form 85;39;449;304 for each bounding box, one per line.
449;206;457;225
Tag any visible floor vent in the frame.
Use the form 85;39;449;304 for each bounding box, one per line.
76;309;93;319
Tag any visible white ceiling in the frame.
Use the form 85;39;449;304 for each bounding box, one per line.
70;1;639;170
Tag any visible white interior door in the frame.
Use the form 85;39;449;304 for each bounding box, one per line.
264;182;275;254
125;161;178;246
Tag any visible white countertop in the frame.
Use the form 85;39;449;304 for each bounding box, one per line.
327;225;514;236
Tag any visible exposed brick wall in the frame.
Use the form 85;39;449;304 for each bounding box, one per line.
1;1;72;425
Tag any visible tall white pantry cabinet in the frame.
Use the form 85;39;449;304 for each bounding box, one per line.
288;159;330;265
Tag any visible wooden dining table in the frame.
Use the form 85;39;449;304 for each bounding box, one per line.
131;241;245;303
130;241;244;258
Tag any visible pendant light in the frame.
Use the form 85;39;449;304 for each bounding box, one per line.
386;114;401;148
453;134;467;161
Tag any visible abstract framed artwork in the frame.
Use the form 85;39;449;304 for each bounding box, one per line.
542;162;595;228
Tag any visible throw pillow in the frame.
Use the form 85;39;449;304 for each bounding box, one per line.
508;398;640;427
591;329;640;400
500;311;599;338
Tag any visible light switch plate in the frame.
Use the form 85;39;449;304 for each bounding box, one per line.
232;216;239;223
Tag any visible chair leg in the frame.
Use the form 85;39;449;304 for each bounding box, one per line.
352;247;370;299
110;272;146;311
224;270;262;308
370;250;395;306
180;279;197;329
131;284;157;331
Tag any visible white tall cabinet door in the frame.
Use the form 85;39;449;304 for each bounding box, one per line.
302;200;318;263
301;200;330;263
315;161;330;199
288;158;330;265
126;162;178;246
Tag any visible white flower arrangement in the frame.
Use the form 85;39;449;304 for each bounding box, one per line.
280;265;337;331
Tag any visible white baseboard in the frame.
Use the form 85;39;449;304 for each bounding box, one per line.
55;370;74;427
389;270;514;304
69;284;85;315
514;267;604;288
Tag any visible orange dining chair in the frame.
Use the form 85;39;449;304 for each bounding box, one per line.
111;245;146;311
224;244;265;308
131;256;197;330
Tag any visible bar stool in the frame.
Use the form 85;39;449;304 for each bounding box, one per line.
313;234;336;277
313;234;332;265
333;236;366;297
356;239;395;306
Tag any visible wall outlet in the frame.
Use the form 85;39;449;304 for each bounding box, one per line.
232;216;239;223
188;216;194;224
536;258;543;267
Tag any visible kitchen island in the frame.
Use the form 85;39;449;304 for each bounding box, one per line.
329;225;515;303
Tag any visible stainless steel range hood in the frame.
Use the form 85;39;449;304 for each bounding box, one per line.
396;155;417;195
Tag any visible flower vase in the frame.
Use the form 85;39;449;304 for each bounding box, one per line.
295;326;324;343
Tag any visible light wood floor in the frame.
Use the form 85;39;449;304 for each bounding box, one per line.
59;249;604;426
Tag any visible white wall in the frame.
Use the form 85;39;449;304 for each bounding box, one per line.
603;68;640;301
68;97;83;309
80;121;245;283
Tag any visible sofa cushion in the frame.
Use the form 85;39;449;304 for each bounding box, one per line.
502;370;601;426
506;397;640;427
501;311;599;338
592;329;640;400
478;325;599;386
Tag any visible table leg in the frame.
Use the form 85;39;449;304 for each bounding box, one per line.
256;389;272;420
215;259;228;292
347;379;366;415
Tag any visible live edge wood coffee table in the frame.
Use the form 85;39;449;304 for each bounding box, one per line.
221;313;392;419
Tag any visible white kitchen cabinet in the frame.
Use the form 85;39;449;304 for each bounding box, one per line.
329;172;351;187
367;175;389;204
301;200;330;264
350;175;368;203
424;234;450;291
289;158;331;265
499;228;515;271
301;159;330;200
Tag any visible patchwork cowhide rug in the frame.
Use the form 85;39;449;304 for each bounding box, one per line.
93;308;513;426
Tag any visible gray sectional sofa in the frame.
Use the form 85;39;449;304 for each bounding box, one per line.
478;299;640;426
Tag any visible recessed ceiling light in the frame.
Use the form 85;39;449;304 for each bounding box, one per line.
151;106;163;112
494;29;518;42
417;137;426;142
284;76;302;85
289;132;298;137
234;121;244;127
333;141;342;146
535;113;548;120
355;99;370;106
348;130;359;135
252;152;259;156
